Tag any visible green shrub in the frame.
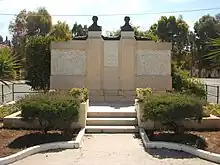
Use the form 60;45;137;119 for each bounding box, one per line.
136;88;152;101
142;93;205;133
172;61;206;99
19;91;80;134
0;104;20;118
69;88;88;102
203;103;220;117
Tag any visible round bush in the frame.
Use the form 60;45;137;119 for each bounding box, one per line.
19;92;80;133
142;93;205;133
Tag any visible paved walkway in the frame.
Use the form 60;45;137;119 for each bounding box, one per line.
11;134;217;165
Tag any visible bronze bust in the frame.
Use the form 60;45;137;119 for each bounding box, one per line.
88;16;102;31
120;16;134;31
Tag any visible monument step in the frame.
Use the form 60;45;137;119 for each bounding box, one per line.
85;126;138;133
87;110;136;118
86;117;137;126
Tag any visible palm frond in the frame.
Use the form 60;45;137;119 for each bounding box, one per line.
205;38;220;60
0;47;21;83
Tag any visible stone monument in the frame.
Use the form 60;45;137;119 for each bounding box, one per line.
50;16;172;102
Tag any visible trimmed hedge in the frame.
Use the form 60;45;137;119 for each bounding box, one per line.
141;93;205;133
19;91;80;133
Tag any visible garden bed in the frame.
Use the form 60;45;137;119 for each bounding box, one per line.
147;131;220;154
0;128;79;158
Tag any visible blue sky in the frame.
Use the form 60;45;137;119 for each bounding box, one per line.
0;0;219;39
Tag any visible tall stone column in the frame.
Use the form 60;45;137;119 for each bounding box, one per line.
86;16;103;92
119;16;136;99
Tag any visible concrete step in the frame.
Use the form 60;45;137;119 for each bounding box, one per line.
87;110;137;118
86;118;137;126
85;126;138;133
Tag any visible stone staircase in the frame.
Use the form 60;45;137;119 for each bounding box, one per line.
85;104;138;133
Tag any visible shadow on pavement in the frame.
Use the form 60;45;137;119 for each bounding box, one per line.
146;148;195;159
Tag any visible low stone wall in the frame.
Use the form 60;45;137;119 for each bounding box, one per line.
135;99;220;130
3;99;89;129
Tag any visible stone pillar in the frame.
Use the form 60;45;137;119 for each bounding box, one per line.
119;16;136;99
86;16;103;91
78;99;89;128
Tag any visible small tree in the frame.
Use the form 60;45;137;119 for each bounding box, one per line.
25;36;51;91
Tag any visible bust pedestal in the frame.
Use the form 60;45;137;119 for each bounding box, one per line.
121;31;135;39
88;31;102;39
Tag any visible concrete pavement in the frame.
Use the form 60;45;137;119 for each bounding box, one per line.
10;134;217;165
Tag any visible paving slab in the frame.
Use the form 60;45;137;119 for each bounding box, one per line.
10;134;218;165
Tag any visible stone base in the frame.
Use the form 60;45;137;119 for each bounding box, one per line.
89;90;136;102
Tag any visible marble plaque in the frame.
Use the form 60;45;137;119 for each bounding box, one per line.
51;49;86;75
104;41;119;67
136;50;171;76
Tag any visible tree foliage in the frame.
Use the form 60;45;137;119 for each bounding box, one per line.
9;8;52;69
0;35;3;43
26;7;52;36
193;14;220;73
25;36;51;91
150;15;189;61
107;26;158;41
50;21;72;41
72;22;88;37
9;8;74;90
171;61;206;98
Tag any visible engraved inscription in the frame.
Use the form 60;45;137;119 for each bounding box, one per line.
136;50;171;76
51;49;86;75
104;41;119;67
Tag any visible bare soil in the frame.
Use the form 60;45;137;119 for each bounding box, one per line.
0;129;78;158
148;131;220;154
191;131;220;154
